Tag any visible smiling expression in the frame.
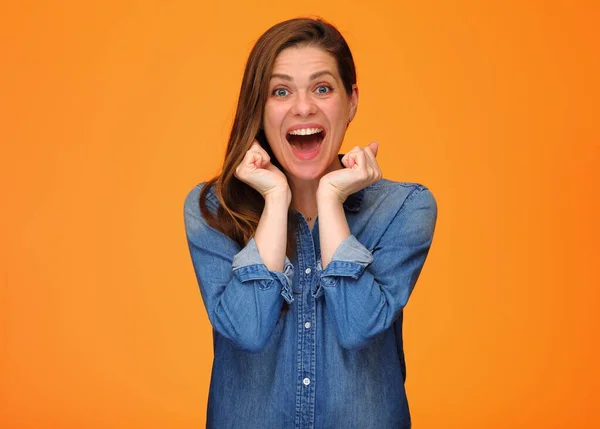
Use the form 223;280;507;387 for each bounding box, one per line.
262;45;358;181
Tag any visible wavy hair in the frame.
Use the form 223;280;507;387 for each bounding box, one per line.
198;17;357;261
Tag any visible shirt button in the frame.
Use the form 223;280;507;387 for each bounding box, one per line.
304;322;311;329
303;377;311;386
305;268;312;275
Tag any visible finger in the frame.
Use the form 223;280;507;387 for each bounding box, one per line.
341;152;352;168
350;150;367;170
363;147;382;178
368;141;379;157
246;151;263;169
249;140;267;153
249;141;268;155
246;140;271;160
342;151;361;168
341;151;352;168
249;151;270;167
363;144;378;165
353;149;380;181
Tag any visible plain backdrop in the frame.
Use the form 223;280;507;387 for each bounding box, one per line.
1;1;599;428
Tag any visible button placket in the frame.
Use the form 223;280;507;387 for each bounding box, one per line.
294;214;317;428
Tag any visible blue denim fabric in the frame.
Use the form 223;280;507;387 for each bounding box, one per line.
184;175;437;429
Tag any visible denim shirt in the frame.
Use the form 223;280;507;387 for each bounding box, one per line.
183;176;437;429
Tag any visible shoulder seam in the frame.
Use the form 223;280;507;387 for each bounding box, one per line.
366;178;425;191
397;186;429;216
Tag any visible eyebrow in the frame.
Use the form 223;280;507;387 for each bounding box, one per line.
270;70;336;81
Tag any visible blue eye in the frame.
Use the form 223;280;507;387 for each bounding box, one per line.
316;85;331;94
273;88;289;97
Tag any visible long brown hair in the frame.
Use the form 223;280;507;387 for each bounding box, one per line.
198;17;357;260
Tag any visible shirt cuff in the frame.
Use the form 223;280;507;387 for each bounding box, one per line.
232;237;294;304
315;235;374;295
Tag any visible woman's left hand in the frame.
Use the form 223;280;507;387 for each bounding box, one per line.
318;141;382;203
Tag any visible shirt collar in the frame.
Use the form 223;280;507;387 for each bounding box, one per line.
337;153;365;212
343;188;365;212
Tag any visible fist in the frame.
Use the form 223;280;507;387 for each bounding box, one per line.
234;141;290;198
318;141;382;203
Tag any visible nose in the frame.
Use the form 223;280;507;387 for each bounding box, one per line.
290;93;317;117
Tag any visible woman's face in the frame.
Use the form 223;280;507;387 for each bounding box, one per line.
262;45;358;182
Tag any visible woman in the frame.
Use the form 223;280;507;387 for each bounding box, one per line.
184;17;437;429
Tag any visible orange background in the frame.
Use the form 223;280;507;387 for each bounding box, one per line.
1;1;599;428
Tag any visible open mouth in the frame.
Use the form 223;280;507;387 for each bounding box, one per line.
286;128;326;153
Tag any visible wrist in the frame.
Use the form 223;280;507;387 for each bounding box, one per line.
317;185;345;206
264;187;292;206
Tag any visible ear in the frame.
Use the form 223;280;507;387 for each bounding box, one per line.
349;84;359;122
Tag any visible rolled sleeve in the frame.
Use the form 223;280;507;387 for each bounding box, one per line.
313;235;374;297
232;237;295;304
316;186;437;350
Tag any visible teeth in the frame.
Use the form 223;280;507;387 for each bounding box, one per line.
288;127;323;136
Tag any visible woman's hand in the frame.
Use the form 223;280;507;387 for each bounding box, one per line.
235;140;290;199
318;141;382;203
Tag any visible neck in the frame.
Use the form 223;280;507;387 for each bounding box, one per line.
286;156;344;219
288;178;319;220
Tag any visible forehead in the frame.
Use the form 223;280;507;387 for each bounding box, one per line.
271;45;338;76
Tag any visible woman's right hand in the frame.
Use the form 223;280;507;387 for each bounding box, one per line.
234;140;290;199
